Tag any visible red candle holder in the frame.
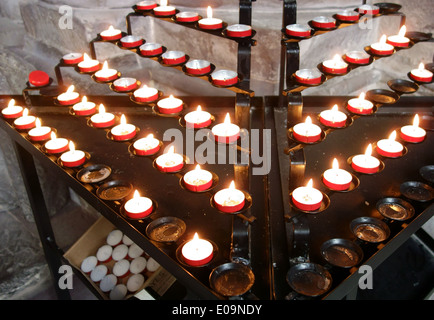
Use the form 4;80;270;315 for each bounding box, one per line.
62;53;84;65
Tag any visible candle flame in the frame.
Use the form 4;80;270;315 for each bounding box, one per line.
207;6;213;19
8;99;15;108
197;105;202;112
332;158;339;170
195;164;201;170
364;144;373;157
224;113;231;124
66;85;75;93
306;179;313;188
398;25;406;37
23;108;29;117
413;114;419;127
418;63;425;71
358;92;366;100
98;104;106;114
69;141;75;152
229;180;235;189
379;34;387;44
120;114;126;125
50;132;57;140
35;118;41;128
305;116;312;125
388;130;397;141
133;190;140;198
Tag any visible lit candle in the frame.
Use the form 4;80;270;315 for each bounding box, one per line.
57;85;80;106
410;63;433;83
226;24;252;38
311;16;336;29
294;68;323;85
139;42;163;56
120;35;143;48
210;69;239;86
344;50;371;65
90;104;116;128
176;11;200;23
62;53;84;65
161;50;186;65
322;54;349;74
133;134;161;156
153;0;176;17
336;10;359;22
72;96;96;116
376;130;404;157
181;233;214;267
358;4;380;15
2;99;23;119
100;25;122;41
213;181;245;213
183;164;213;192
28;118;52;142
291;179;323;211
198;6;223;30
323;158;353;191
60;141;86;167
133;85;159;103
110;114;137;141
124;190;154;219
77;53;101;73
211;113;240;144
292;116;322;143
285;24;312;37
157;95;183;114
155;146;184;172
347;92;374;115
94;61;119;82
184;59;211;75
351;144;381;174
370;34;394;55
400;114;426;143
184;105;212;128
113;77;138;92
13;108;36;130
387;25;410;48
136;1;157;11
319;104;348;128
44;132;69;154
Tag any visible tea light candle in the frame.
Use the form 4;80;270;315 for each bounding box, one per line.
347;92;374;115
294;68;323;85
358;4;380;15
211;113;240;144
292;116;322;143
133;85;159;103
62;53;83;65
370;34;394;55
210;70;238;86
183;164;213;192
13;108;36;130
94;61;119;82
311;16;336;29
90;104;116;128
111;114;137;141
319;104;348;128
184;105;212;128
124;190;154;219
60;141;86;167
136;1;157;10
2;99;23;119
285;24;312;37
153;0;176;16
351;144;381;174
344;50;371;65
323;158;353;191
176;11;200;23
322;54;348;74
181;233;214;267
198;6;223;30
139;42;163;56
120;35;143;48
155;146;184;172
185;59;211;75
213;181;245;213
387;25;410;48
292;179;323;211
157;95;183;114
113;77;138;92
57;85;80;105
133;134;161;156
28;118;52;141
226;24;252;38
44;132;69;154
336;10;359;22
100;25;122;41
161;50;186;65
400;114;426;143
72;96;96;116
77;53;100;73
410;63;433;83
376;130;404;157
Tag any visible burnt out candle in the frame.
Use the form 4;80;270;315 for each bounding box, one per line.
400;114;426;143
2;99;23;119
292;179;323;211
181;233;214;267
213;181;245;213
